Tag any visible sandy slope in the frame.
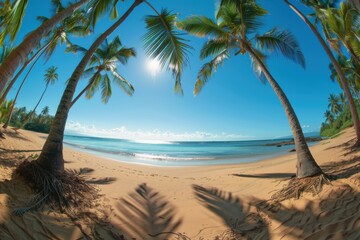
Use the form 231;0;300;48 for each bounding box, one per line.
0;128;359;239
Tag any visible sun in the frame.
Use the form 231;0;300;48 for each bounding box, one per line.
146;58;161;77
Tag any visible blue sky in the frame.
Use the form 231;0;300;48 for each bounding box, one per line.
9;0;342;141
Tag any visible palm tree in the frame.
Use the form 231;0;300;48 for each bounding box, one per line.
0;0;28;44
318;2;360;63
3;66;58;129
178;0;322;178
0;1;90;107
41;106;49;116
284;0;360;146
0;0;88;94
339;92;347;109
16;67;58;130
69;36;136;107
35;0;191;174
328;93;342;115
325;110;335;124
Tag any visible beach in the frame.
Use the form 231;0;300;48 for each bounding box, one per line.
0;128;360;239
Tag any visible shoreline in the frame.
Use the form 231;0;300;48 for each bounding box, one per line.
1;128;359;239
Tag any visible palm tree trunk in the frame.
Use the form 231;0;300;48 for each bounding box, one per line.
18;85;48;130
3;49;44;129
0;42;49;107
244;42;322;178
0;0;88;94
36;0;143;172
70;72;100;108
284;0;360;145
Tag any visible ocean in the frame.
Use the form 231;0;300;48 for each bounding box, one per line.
63;135;319;166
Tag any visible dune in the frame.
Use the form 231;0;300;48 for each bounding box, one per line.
0;128;359;239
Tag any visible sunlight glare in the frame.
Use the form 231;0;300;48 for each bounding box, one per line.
146;58;161;78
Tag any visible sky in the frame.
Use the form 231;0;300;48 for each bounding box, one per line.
8;0;343;141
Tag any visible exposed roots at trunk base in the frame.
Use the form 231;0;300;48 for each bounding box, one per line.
13;160;99;216
270;173;331;202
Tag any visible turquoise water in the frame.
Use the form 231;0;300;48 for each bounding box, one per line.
63;135;315;166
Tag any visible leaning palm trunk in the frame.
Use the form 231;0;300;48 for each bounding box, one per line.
17;85;49;130
3;49;44;129
0;42;50;106
0;0;88;93
70;71;100;108
36;0;143;172
284;0;360;145
245;42;322;178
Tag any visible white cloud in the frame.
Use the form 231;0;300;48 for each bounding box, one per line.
65;121;251;141
302;125;310;129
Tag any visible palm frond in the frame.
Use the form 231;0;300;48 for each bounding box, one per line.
200;39;232;60
256;28;305;68
194;49;229;95
85;72;101;99
177;15;228;38
143;9;192;95
112;70;135;96
101;73;112;103
249;48;267;84
87;0;115;27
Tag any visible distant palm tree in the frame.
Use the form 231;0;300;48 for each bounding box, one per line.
284;0;360;145
0;1;90;107
325;110;335;124
328;94;342;115
36;0;191;174
178;0;322;178
69;36;136;106
16;67;58;130
41;106;49;116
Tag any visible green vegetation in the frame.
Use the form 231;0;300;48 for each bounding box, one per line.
320;93;360;137
0;100;54;133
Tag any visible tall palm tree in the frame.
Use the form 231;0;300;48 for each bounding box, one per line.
325;110;335;124
178;0;322;178
69;36;136;107
16;67;58;130
0;1;90;107
328;93;342;115
0;0;28;44
284;0;360;146
3;66;58;129
0;0;88;94
35;0;191;173
339;92;347;109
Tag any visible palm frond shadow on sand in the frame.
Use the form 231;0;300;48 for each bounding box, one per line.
192;184;269;240
114;183;184;240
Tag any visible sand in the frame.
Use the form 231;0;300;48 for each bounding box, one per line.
0;128;359;239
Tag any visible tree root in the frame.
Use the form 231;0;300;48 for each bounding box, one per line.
270;173;332;202
13;160;99;215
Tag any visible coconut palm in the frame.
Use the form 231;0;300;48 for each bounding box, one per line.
0;0;28;44
69;36;136;107
324;110;335;124
318;2;360;63
284;0;360;146
0;0;89;94
16;67;58;130
34;0;191;175
0;1;91;107
178;0;322;178
328;93;342;115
